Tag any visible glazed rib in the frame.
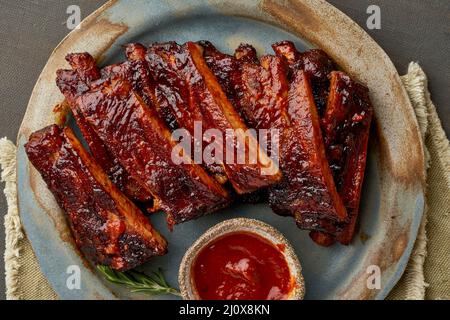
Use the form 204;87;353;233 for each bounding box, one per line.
100;43;226;184
25;125;167;271
124;43;174;127
201;41;288;130
75;76;230;227
272;41;336;115
321;71;373;244
100;44;163;123
199;41;247;121
49;40;371;246
276;70;347;232
238;54;290;130
201;42;347;233
146;41;281;193
56;53;152;203
272;42;373;244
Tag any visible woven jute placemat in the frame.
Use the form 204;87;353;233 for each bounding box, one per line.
1;63;449;300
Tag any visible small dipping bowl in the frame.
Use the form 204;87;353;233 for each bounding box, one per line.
179;218;305;300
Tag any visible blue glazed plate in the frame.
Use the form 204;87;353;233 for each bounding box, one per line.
17;0;425;299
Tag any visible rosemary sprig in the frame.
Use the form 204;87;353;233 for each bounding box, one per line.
97;265;181;297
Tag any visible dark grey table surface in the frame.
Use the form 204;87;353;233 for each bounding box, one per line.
0;0;448;300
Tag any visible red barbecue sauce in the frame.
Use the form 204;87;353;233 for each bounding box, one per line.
192;231;292;300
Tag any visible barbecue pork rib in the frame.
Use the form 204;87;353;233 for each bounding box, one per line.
125;43;180;131
146;41;281;194
199;41;250;122
56;53;152;203
272;42;373;244
272;41;336;115
102;43;227;184
100;44;161;122
201;42;347;233
25;125;167;271
270;69;347;232
319;71;373;244
75;76;230;227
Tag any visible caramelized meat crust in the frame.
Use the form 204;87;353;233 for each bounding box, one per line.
234;43;258;63
145;41;226;182
238;55;290;130
269;70;347;232
199;41;246;119
273;42;372;244
41;40;373;250
100;44;160;123
201;42;347;233
321;71;373;244
146;41;281;194
272;41;336;115
25;125;167;270
75;77;230;227
56;53;151;203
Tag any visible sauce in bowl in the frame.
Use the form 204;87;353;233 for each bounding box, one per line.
191;231;292;300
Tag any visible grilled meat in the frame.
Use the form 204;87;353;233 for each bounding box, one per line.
201;42;347;234
146;41;281;193
75;76;230;227
272;42;372;244
199;41;246;120
320;71;373;244
269;69;347;232
100;44;161;121
30;39;372;253
56;53;152;203
272;41;336;115
25;125;167;271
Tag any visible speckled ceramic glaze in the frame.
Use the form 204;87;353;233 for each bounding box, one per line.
179;218;305;300
16;0;425;299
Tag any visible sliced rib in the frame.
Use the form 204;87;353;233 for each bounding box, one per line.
56;53;152;203
275;69;347;232
320;71;373;244
103;43;226;183
146;41;281;194
75;76;230;227
25;125;167;271
272;42;373;244
201;41;347;233
100;44;167;126
272;41;336;115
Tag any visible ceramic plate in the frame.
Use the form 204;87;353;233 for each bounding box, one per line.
16;0;425;299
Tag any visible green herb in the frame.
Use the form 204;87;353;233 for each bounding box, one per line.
97;265;181;297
